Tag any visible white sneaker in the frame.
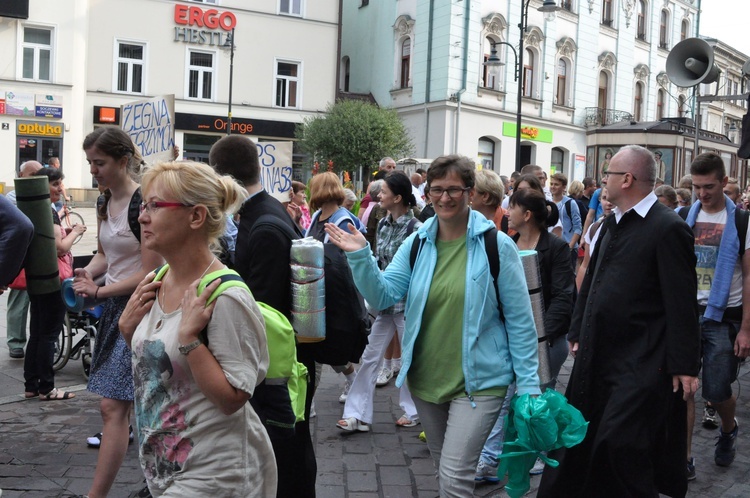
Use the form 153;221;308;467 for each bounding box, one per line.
475;459;500;482
376;367;393;387
338;381;351;403
529;457;545;475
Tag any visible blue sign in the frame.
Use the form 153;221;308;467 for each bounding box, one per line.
35;105;63;119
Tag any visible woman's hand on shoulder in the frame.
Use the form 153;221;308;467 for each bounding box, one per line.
178;278;221;344
119;271;161;341
325;222;367;252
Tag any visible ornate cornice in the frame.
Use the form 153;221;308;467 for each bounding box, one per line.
482;12;507;38
598;51;617;71
622;0;636;28
393;15;414;37
525;26;545;49
556;37;578;58
656;71;670;87
634;63;650;81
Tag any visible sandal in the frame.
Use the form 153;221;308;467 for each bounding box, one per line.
39;388;75;401
336;417;370;432
87;425;135;448
396;415;419;428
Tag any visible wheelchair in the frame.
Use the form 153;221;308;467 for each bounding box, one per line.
54;254;101;379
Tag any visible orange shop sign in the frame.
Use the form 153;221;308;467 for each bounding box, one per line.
174;4;236;31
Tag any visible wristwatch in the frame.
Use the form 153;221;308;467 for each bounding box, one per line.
178;339;203;355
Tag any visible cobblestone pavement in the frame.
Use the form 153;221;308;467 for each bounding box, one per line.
1;208;749;496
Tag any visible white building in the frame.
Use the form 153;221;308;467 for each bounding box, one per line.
340;0;702;181
0;0;340;197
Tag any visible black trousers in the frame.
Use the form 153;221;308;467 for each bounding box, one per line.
271;346;317;497
24;291;66;394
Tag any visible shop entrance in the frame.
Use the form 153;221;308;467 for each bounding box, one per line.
16;136;63;173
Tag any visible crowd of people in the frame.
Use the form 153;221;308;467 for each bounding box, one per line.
1;135;749;497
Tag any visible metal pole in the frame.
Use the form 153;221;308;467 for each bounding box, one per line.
227;28;235;136
516;1;529;172
694;87;699;159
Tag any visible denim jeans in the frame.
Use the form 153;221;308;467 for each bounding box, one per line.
24;291;66;394
6;288;29;349
413;394;503;497
700;315;740;403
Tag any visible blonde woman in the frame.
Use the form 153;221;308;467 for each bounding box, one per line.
119;161;276;496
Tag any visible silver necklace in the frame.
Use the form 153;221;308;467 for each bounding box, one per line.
155;257;217;331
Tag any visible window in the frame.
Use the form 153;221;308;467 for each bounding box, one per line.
275;60;300;108
598;71;609;110
602;0;613;25
341;56;350;92
21;27;52;81
115;41;145;94
657;89;665;120
361;0;369;6
478;137;495;170
660;10;669;48
187;50;215;100
561;0;573;12
634;82;644;121
636;1;646;40
523;49;534;98
280;0;301;16
556;59;567;105
482;37;499;90
551;148;565;175
681;19;689;41
400;38;411;88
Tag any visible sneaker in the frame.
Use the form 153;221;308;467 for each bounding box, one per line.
702;403;719;429
338;381;351;403
376;367;393;387
714;419;738;467
687;457;696;481
529;457;545;475
87;425;135;448
475;460;500;483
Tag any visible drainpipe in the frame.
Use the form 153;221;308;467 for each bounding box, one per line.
424;0;435;157
453;0;471;154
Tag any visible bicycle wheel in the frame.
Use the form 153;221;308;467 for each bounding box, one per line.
53;314;74;371
82;324;97;380
63;211;86;245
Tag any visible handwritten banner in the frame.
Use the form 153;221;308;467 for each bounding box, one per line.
121;95;175;164
258;141;293;203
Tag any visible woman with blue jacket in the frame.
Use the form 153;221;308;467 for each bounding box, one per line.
326;155;540;496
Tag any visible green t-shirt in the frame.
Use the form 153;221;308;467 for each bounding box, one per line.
408;236;468;403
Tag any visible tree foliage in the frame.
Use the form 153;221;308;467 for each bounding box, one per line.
296;99;414;176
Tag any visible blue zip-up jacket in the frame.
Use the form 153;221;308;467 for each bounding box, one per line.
346;209;541;397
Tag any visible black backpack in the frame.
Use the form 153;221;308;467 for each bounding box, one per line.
252;214;370;366
97;188;142;242
678;206;749;256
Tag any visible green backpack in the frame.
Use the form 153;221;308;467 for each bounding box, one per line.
154;266;308;432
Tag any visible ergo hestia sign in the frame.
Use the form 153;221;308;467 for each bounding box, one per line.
173;3;236;46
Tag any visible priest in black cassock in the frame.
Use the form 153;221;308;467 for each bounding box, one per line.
538;145;700;498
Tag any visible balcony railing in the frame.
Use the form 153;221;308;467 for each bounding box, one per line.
585;107;634;127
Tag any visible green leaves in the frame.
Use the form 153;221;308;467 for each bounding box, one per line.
296;100;414;175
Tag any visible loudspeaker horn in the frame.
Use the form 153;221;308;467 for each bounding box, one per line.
666;38;722;88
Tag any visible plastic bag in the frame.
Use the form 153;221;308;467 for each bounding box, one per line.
496;389;589;498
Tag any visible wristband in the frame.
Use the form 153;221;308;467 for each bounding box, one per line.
94;287;100;299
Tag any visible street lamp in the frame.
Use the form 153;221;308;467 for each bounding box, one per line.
223;28;236;135
485;0;559;171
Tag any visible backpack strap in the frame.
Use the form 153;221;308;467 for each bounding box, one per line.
409;235;425;269
500;213;509;234
406;217;419;236
128;187;142;243
564;198;572;222
735;208;749;257
483;228;504;324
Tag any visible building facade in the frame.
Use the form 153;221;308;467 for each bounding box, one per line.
0;0;339;194
341;0;704;181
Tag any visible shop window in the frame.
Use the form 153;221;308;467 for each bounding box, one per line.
186;49;215;101
115;41;145;94
478;137;495;170
21;26;52;81
276;60;300;108
551;147;565;175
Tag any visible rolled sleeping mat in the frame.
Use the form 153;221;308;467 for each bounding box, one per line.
290;237;326;342
14;176;60;295
61;278;105;313
519;250;552;386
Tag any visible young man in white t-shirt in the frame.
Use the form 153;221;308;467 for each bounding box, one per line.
683;152;750;478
